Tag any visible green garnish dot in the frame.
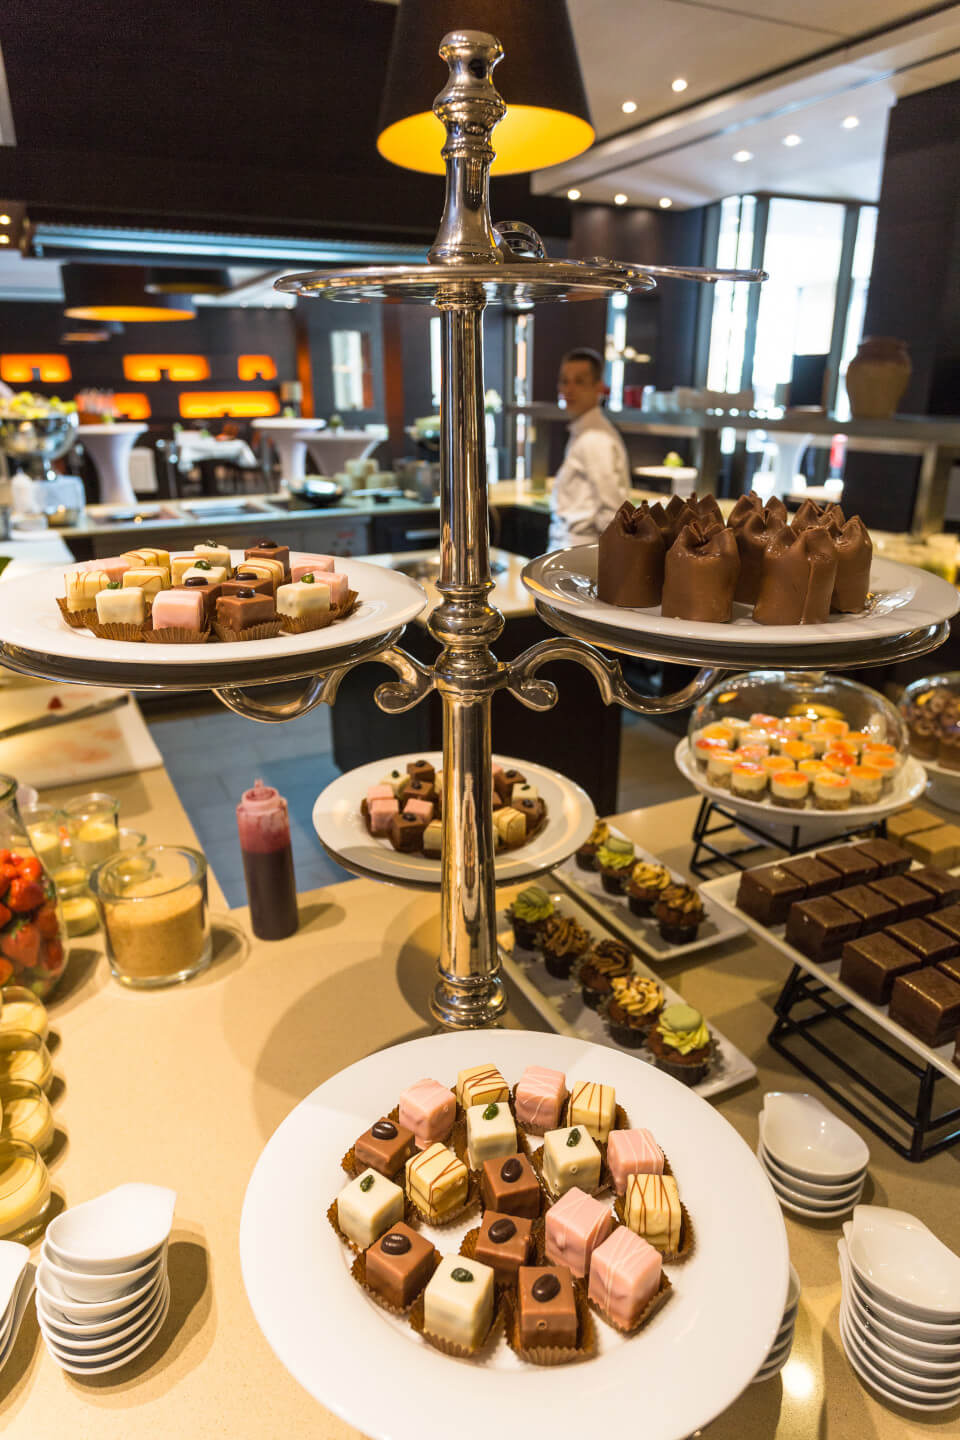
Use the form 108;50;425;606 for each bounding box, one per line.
194;559;211;570
451;1267;473;1283
107;580;121;590
302;572;315;583
204;538;217;546
359;1174;374;1192
483;1102;499;1121
567;1128;581;1147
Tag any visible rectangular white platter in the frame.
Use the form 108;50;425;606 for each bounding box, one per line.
497;889;756;1103
554;826;747;963
700;872;960;1087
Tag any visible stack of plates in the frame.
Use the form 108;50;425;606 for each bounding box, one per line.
753;1263;801;1383
758;1092;869;1220
0;1241;33;1371
838;1207;960;1414
35;1182;175;1375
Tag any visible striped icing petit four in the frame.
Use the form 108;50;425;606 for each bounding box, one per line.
122;546;170;572
398;1077;455;1149
588;1227;662;1330
122;567;167;603
80;555;133;584
605;1127;664;1195
514;1065;568;1134
234;557;284;594
64;568;111;612
624;1171;682;1254
405;1142;468;1222
544;1185;613;1278
568;1079;616;1142
456;1063;509;1109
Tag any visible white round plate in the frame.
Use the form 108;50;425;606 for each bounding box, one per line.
675;741;926;836
240;1031;789;1440
523;546;959;648
0;552;427;682
312;752;596;887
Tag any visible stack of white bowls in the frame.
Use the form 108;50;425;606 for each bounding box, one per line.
0;1241;34;1371
35;1183;176;1375
758;1092;869;1219
838;1206;960;1414
753;1263;801;1383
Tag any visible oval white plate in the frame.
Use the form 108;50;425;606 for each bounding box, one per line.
839;1307;960;1408
842;1300;960;1378
0;552;427;673
843;1287;960;1364
848;1208;960;1321
758;1142;865;1200
675;741;926;835
38;1275;168;1353
761;1093;870;1182
522;546;960;648
45;1182;175;1274
840;1241;960;1341
36;1268;164;1337
312;752;595;887
240;1031;789;1440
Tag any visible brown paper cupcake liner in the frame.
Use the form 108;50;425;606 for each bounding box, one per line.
587;1268;673;1335
408;1171;481;1228
279;589;359;634
459;1216;546;1287
326;1195;422;1255
86;618;149;642
213;619;283;643
408;1287;505;1360
142;626;210;645
350;1244;441;1316
340;1105;405;1178
56;596;96;629
612;1191;695;1263
504;1277;596;1366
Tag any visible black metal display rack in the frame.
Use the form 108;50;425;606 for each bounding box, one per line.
688;796;887;879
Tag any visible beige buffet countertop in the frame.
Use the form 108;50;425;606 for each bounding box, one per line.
2;785;959;1438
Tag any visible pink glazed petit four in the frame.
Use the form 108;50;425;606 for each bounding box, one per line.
368;797;398;834
515;1065;568;1134
588;1227;661;1331
366;784;395;804
151;589;206;630
398;1078;456;1149
290;555;336;582
543;1186;613;1278
80;555;133;584
402;798;435;824
605;1128;664;1195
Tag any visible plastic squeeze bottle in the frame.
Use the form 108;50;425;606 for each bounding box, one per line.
236;778;298;940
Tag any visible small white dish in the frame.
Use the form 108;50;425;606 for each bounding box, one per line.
845;1285;960;1360
759;1143;865;1200
38;1276;168;1354
36;1255;163;1322
775;1188;860;1222
839;1240;960;1341
761;1158;863;1214
842;1300;960;1380
0;1242;29;1330
0;1266;34;1367
841;1329;960;1414
43;1283;170;1374
840;1307;960;1406
44;1183;175;1274
41;1244;163;1303
37;1269;165;1339
848;1206;960;1321
760;1093;869;1182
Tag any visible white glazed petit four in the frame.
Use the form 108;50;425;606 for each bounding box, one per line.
493;807;525;846
465;1100;516;1171
193;541;231;569
336;1167;404;1249
276;579;331;618
95;584;146;625
379;768;410;799
182;563;228;586
423;1254;494;1350
542;1124;601;1198
422;820;443;854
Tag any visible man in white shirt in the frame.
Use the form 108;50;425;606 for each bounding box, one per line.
548;348;630;550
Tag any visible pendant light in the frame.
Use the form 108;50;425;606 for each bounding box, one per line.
377;0;593;175
145;267;231;296
60;318;123;343
62;264;195;322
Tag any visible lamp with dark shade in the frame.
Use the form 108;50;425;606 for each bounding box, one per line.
60;318;123;344
62;264;195;322
377;0;593;174
145;267;231;295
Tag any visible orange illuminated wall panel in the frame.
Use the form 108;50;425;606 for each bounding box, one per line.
1;354;72;384
123;354;210;382
238;354;277;380
178;391;280;419
111;393;152;419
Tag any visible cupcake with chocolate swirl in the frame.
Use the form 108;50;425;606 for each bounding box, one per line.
654;883;705;945
540;914;591;980
625;860;672;917
606;975;664;1048
578;939;634;1010
575;819;609;872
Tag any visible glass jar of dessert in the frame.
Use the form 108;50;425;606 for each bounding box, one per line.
91;844;211;988
0;774;68;1000
61;791;120;869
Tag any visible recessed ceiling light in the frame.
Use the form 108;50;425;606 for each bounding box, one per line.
0;236;10;245
671;78;688;93
842;115;860;129
782;134;802;147
658;197;673;209
621;100;637;114
614;193;628;206
733;150;753;163
567;188;581;200
0;214;10;226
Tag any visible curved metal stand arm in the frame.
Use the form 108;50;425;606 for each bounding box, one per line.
505;636;725;715
213;647;436;724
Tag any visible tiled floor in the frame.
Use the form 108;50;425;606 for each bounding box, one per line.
147;702;692;908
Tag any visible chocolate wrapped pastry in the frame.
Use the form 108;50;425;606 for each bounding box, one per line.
790;497;825;534
691;493;724;530
732;508;782;605
650;496;696;549
753;524;838;626
597;502;666;608
765;495;788;526
821;502;846;535
661;523;740;623
830;516;872;613
727;491;763;528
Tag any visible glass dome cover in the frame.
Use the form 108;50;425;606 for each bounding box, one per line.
688;671;906;750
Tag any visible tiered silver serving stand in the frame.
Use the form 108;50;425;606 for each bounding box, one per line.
0;29;948;1031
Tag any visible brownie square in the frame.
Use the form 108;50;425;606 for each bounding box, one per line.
885;918;960;965
928;905;960;944
867;876;933;920
902;825;960;870
364;1222;436;1309
853;839;913;877
887;808;947;844
909;867;960;908
517;1265;578;1349
815;846;878;886
840;934;923;1004
832;884;897;935
474;1212;535;1282
889;968;960;1047
785;896;861;960
780;857;842;898
736;865;805;926
481;1153;541;1218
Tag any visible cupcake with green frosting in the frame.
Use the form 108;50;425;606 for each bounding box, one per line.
647;1002;713;1086
596;835;636;894
507;884;554;951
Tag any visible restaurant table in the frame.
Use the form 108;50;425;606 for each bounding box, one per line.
251;417;326;486
2;784;958;1438
76;425;148;507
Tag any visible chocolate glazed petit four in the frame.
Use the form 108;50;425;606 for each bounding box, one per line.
354;1117;416;1178
473;1211;535;1282
661;522;740;623
364;1222;437;1310
753;524;838;625
597;501;666;608
517;1265;579;1350
481;1153;542;1218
